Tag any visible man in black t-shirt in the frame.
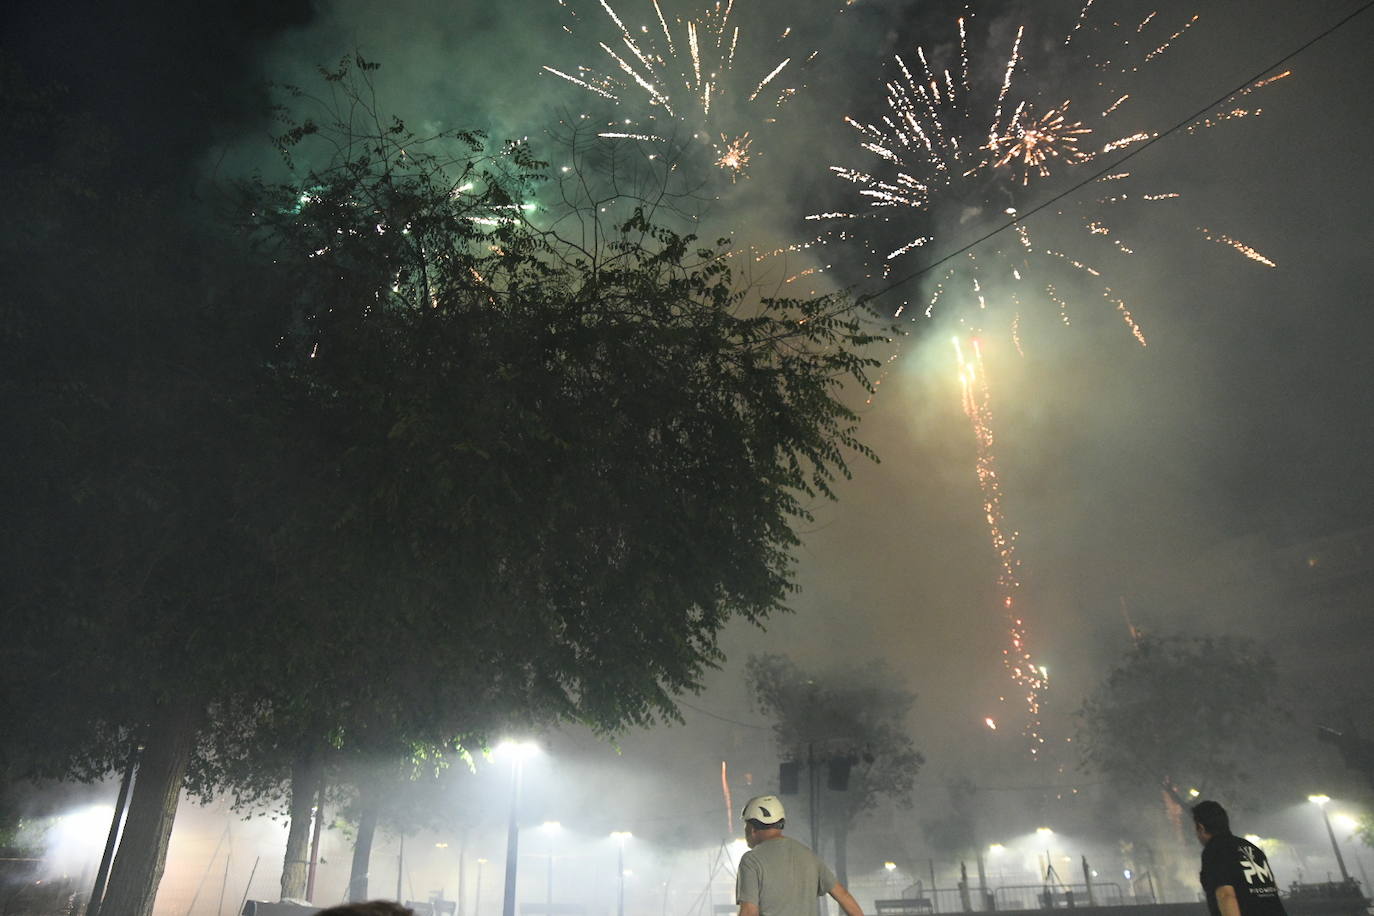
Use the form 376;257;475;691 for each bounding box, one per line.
1192;800;1287;916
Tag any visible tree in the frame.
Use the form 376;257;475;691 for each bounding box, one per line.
746;653;924;884
4;54;890;914
1076;634;1282;809
1;55;293;916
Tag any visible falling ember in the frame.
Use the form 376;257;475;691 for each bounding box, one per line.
954;336;1048;748
720;761;734;836
1198;228;1277;267
985;717;998;730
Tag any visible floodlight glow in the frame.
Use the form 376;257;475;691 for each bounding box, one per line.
610;831;633;841
1188;788;1200;798
1244;835;1263;845
542;821;563;832
495;740;539;760
988;844;1005;853
1334;814;1359;832
884;862;897;871
1309;794;1332;806
1036;827;1054;836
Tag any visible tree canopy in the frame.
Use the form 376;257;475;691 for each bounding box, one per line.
2;56;889;913
1075;633;1282;807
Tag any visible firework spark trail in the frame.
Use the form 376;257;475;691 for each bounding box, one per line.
1198;228;1277;267
954;336;1048;752
545;0;825;176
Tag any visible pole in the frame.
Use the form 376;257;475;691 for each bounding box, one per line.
88;754;137;916
930;859;938;914
503;760;522;916
476;860;485;916
977;850;992;911
808;743;819;854
185;824;230;916
306;779;325;902
617;842;626;916
238;855;261;916
547;832;555;916
1081;857;1095;907
217;833;232;916
1319;805;1353;883
459;847;467;916
398;835;405;903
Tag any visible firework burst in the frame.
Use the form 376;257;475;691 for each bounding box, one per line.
821;5;1285;332
545;0;825;177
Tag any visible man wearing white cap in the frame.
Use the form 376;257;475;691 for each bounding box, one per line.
736;795;865;916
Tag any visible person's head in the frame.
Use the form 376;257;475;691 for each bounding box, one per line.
742;795;786;847
1191;800;1231;845
315;903;414;916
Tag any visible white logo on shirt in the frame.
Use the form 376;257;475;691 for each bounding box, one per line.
1241;849;1273;886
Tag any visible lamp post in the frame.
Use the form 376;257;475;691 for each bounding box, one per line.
611;832;633;916
542;822;561;916
1333;814;1373;890
1308;795;1352;883
476;858;488;916
498;741;539;916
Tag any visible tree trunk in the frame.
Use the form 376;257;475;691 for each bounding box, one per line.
280;746;323;901
349;787;382;901
98;701;200;916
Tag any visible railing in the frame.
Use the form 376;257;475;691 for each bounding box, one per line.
857;881;1132;914
994;883;1125;911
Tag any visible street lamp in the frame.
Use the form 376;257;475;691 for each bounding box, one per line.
542;821;562;916
611;832;633;916
497;741;540;916
1308;795;1352;883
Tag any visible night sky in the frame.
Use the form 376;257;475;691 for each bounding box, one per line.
5;0;1374;910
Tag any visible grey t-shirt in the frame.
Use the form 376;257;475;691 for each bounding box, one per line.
736;836;838;916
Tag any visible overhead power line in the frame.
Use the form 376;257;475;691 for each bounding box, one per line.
678;699;771;730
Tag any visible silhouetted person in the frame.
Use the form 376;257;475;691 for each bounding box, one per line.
316;902;415;916
1192;800;1287;916
736;795;864;916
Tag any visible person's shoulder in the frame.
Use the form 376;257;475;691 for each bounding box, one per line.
1204;834;1243;859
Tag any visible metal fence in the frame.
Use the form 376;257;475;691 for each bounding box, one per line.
852;879;1134;914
